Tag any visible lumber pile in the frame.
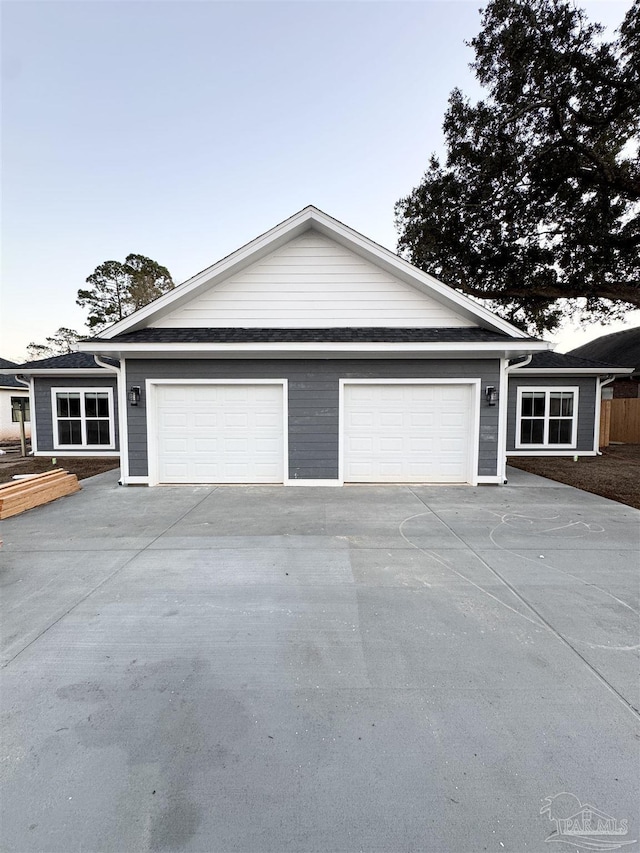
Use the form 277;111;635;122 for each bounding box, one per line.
0;469;81;519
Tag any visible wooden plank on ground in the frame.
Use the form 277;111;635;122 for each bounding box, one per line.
0;471;81;519
0;469;68;493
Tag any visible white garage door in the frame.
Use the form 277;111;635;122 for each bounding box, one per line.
155;383;284;484
343;383;474;483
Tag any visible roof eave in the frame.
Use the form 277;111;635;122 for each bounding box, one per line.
514;367;635;375
4;369;112;377
78;340;551;360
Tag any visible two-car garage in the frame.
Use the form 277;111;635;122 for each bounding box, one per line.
149;380;478;486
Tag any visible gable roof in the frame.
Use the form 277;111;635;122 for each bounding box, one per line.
93;206;532;340
569;326;640;372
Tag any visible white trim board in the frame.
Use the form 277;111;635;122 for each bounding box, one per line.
284;479;341;487
79;341;550;359
33;451;120;458
506;450;597;457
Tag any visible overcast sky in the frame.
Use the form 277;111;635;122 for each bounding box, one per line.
2;0;637;361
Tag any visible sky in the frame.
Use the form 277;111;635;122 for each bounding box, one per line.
1;0;638;361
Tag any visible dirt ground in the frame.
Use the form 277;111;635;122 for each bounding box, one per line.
508;444;640;510
0;447;120;485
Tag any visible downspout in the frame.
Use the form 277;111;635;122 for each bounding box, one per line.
594;374;616;455
93;355;126;484
501;355;533;483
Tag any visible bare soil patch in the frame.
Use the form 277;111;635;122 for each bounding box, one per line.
508;444;640;510
0;448;119;485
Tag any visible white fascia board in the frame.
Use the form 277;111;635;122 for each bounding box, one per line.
97;206;531;340
512;367;635;376
78;340;552;359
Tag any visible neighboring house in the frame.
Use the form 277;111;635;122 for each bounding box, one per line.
569;327;640;399
0;357;31;442
67;205;552;486
6;353;120;457
507;351;633;457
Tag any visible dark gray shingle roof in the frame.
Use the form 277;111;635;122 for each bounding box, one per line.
0;357;26;388
525;351;632;370
16;353;119;370
96;327;529;344
569;327;640;372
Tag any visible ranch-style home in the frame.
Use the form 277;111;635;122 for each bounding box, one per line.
9;207;634;485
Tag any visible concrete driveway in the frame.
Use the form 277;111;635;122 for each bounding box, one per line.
1;469;638;853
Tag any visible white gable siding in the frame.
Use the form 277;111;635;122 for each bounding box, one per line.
152;232;475;328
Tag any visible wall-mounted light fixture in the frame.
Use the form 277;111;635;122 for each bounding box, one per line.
128;386;141;406
485;386;498;406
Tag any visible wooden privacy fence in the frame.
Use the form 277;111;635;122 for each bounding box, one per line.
600;398;640;447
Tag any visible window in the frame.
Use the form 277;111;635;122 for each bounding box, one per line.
516;387;578;448
52;388;115;449
11;397;30;423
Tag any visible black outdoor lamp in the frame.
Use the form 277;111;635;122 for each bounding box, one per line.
128;386;141;406
485;386;498;406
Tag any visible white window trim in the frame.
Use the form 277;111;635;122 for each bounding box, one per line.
145;379;288;487
51;387;116;451
338;378;481;486
515;386;579;449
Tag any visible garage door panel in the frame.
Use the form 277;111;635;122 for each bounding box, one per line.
160;412;187;428
343;383;473;483
192;413;218;428
155;384;284;484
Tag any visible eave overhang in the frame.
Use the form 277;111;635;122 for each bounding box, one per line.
5;369;112;377
512;367;635;376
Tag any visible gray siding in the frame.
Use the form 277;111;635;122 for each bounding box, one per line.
33;376;119;452
507;374;597;452
125;358;501;480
